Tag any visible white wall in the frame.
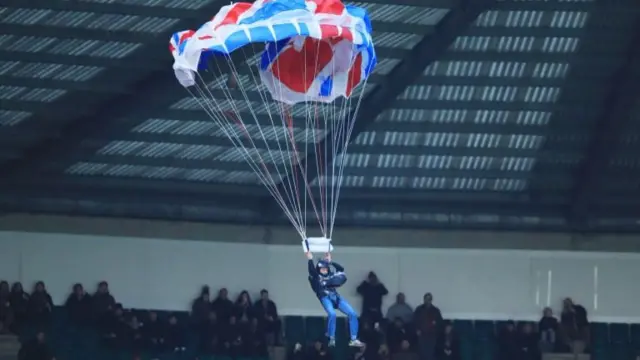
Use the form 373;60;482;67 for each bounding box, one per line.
1;229;640;323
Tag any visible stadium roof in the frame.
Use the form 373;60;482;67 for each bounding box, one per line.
1;0;639;233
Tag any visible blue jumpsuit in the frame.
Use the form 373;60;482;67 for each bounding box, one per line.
307;259;359;341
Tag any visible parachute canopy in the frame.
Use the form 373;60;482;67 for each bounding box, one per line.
168;0;376;241
170;0;376;104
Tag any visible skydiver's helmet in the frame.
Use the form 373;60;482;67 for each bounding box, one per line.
316;260;331;277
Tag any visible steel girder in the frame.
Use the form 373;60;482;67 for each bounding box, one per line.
568;15;640;228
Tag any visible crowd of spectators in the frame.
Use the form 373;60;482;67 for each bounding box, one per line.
0;272;591;360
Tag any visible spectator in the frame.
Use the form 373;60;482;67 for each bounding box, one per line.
127;315;144;353
497;321;518;360
287;343;305;360
243;317;267;357
235;290;254;321
387;317;414;354
309;340;332;360
142;311;165;356
165;314;187;352
199;311;220;355
101;304;128;348
436;322;460;360
192;287;212;328
0;281;13;334
212;288;234;322
517;322;539;360
28;281;53;325
386;293;413;325
9;282;29;330
378;344;391;360
538;307;558;353
394;340;417;360
413;293;442;360
221;316;243;357
93;281;116;322
65;283;92;327
359;320;383;358
253;289;280;345
357;272;388;322
560;297;589;355
18;331;54;360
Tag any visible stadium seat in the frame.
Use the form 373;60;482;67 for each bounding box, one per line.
591;322;609;346
453;319;473;337
474;320;495;340
473;321;495;360
284;316;305;345
610;323;630;344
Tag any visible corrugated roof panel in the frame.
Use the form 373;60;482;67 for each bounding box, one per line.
0;8;178;33
0;62;104;81
0;35;141;58
374;58;401;75
353;211;565;225
424;60;570;78
77;0;215;10
0;110;31;126
48;39;142;58
398;85;561;103
349;3;448;25
314;175;365;187
451;36;580;53
366;131;544;150
19;88;66;102
98;140;226;159
367;176;528;191
171;98;353;118
373;32;422;49
65;162;267;184
214;147;297;165
475;10;589;28
376;109;552;126
358;153;537;171
131;118;328;144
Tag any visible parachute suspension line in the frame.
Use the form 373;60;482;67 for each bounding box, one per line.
186;71;306;238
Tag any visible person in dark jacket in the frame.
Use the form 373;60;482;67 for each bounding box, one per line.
359;319;384;359
497;321;518;360
356;272;388;323
436;322;460;360
306;251;363;348
287;343;305;360
28;282;53;326
9;282;29;331
243;317;267;357
192;287;212;330
253;289;280;345
212;288;234;323
309;340;332;360
165;314;187;352
126;315;145;353
18;331;54;360
65;284;92;326
221;315;243;357
413;293;443;360
199;311;220;354
235;291;254;321
142;311;165;356
0;281;13;334
92;281;115;320
100;304;128;348
560;298;589;354
517;322;539;360
538;307;558;353
387;317;415;354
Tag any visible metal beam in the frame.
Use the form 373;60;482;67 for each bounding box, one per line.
569;17;640;228
0;50;160;70
270;0;497;212
0;24;161;43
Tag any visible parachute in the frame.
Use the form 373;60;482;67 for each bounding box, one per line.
169;0;376;245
